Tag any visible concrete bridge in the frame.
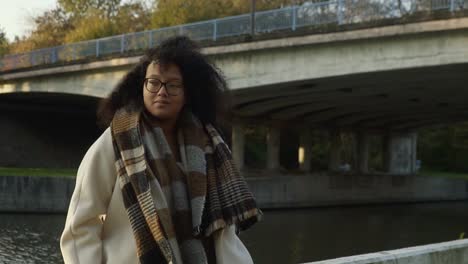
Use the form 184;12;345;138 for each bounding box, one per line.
1;15;468;177
1;5;468;264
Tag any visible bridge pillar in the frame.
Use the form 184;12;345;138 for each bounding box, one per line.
328;130;341;172
383;131;418;175
299;128;312;172
232;123;245;171
267;125;281;170
357;131;370;174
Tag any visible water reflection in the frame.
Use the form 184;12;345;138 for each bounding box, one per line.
1;201;468;263
240;201;468;263
0;214;63;263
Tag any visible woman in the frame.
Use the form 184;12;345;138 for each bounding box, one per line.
60;36;262;264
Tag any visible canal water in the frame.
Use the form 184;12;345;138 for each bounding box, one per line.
1;201;468;263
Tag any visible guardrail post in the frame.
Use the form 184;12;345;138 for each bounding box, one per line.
450;0;456;11
179;26;184;36
30;51;36;67
250;0;256;36
121;35;125;54
292;6;297;31
96;40;100;57
72;44;76;61
337;0;344;25
52;47;57;63
149;31;153;48
213;19;218;41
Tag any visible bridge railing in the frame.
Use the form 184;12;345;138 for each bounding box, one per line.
1;0;466;72
304;239;468;264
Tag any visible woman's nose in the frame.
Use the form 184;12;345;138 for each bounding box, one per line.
157;84;169;96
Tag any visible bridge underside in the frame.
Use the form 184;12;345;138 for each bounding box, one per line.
0;92;102;169
232;63;468;132
1;62;466;174
229;62;468;175
2;18;468;174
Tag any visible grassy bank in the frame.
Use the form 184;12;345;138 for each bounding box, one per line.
0;166;467;180
419;169;468;181
0;167;76;177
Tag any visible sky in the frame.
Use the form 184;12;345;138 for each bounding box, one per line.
0;0;57;41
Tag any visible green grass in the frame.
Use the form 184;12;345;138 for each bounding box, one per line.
1;166;467;180
0;167;77;177
419;168;468;181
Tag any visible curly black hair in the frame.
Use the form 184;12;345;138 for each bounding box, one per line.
97;36;231;130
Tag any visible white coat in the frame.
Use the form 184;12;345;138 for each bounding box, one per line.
60;128;253;264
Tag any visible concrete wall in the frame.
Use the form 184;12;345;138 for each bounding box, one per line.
247;173;468;208
1;174;467;213
305;239;468;264
0;176;74;213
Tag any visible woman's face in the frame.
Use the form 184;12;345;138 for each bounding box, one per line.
143;62;185;121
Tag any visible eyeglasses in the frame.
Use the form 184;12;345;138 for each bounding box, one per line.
144;77;184;96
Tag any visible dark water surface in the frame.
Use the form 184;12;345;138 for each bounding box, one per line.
1;201;468;263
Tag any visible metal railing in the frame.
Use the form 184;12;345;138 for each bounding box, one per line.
1;0;466;72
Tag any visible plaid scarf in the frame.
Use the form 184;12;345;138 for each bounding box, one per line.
111;108;262;264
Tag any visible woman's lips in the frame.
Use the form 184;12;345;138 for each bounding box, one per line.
154;100;169;105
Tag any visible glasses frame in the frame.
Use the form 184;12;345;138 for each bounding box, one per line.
144;77;184;96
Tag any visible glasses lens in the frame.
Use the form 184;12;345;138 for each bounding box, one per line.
166;83;183;95
146;78;183;95
146;78;162;92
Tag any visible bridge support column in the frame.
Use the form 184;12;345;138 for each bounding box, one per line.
232;123;245;171
384;131;418;175
328;130;341;172
299;128;312;172
357;131;370;174
267;125;280;170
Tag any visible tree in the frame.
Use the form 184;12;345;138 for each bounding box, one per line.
9;7;73;53
8;0;301;54
114;2;151;33
150;0;296;29
418;121;468;173
64;2;151;43
58;0;122;19
64;8;118;43
9;1;151;52
0;27;9;57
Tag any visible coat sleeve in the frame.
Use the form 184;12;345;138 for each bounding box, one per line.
214;225;254;264
60;128;116;264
